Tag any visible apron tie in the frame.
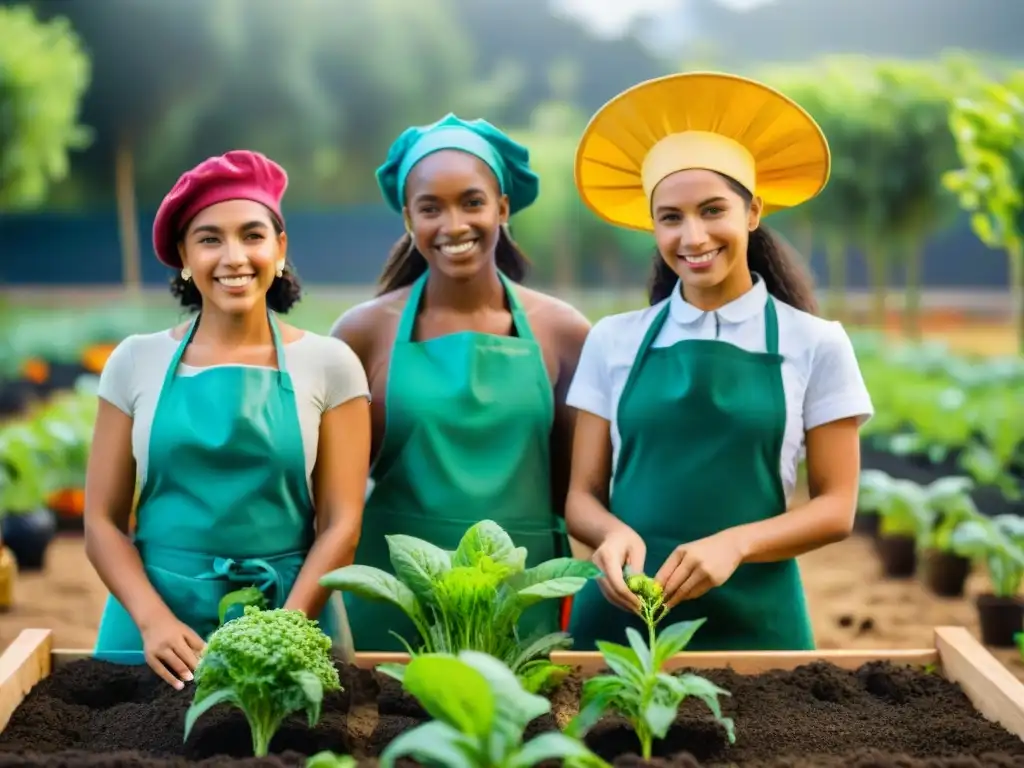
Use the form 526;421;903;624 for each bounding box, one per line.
199;556;288;606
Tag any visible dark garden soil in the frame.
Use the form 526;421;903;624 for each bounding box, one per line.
0;657;1022;768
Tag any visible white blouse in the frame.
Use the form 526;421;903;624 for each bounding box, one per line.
565;276;874;502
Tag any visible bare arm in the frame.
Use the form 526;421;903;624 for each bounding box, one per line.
284;395;371;618
732;417;860;563
565;410;634;550
548;306;592;519
83;400;174;634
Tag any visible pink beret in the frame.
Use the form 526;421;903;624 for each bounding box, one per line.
152;150;289;268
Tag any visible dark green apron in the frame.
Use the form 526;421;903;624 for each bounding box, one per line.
568;295;814;651
345;270;568;651
94;312;342;662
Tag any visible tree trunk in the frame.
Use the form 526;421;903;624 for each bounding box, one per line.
825;237;847;322
901;243;923;340
115;138;142;293
866;246;889;327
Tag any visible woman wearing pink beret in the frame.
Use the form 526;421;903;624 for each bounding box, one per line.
85;150;371;688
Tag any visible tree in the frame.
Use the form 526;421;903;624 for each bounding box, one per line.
0;4;90;210
943;72;1024;351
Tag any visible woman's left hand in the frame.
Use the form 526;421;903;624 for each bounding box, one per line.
654;530;746;608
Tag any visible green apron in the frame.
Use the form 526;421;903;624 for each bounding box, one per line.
345;270;568;652
568;294;814;651
94;312;341;663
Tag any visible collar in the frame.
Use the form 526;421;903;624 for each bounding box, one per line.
668;272;768;325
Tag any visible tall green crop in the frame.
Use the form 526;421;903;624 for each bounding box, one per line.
183;607;342;757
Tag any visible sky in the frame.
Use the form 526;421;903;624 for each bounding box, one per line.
551;0;775;38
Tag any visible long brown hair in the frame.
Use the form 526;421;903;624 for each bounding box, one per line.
376;225;531;296
647;173;818;314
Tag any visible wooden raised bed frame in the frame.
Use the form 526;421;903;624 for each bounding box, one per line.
1;625;1023;746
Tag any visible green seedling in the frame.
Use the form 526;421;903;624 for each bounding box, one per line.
184;606;342;757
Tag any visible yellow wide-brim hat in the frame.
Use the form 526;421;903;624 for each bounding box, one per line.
575;71;831;231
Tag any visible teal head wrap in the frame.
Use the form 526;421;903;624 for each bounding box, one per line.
376;113;540;215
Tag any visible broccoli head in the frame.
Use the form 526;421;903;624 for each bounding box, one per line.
184;606;342;757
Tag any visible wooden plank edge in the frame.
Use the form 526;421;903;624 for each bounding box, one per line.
51;649;413;670
935;625;1024;739
0;629;53;732
552;647;938;674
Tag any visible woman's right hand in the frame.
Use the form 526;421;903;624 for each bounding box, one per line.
591;526;647;613
140;611;206;689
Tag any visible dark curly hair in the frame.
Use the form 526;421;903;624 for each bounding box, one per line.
168;209;303;314
647;173;818;314
375;224;530;296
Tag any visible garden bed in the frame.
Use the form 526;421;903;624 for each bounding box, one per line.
0;628;1021;767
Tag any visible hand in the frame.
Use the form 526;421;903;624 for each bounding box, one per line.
654;530;745;608
140;611;206;689
591;527;646;613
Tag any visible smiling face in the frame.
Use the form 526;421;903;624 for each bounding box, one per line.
403;149;510;282
651;169;763;306
177;199;287;317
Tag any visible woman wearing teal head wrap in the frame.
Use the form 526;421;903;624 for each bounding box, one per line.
330;113;592;653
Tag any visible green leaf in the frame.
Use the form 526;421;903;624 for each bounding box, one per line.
218;586;267;625
184;688;237;742
458;650;551;730
305;751;356;768
594;641;645;686
319;565;425;622
652;619;706;668
402;654;495;738
385;534;451;604
452;520;522;570
379;720;478;768
290;669;325;726
517;576;592;607
625;627;653;675
509;731;607;768
506;557;602;591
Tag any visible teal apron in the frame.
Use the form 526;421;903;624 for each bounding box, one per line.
94;311;341;662
569;295;814;651
345;270;568;652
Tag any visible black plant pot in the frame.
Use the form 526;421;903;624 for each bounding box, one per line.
876;534;917;578
1;508;57;571
921;549;971;598
853;513;880;538
976;594;1024;648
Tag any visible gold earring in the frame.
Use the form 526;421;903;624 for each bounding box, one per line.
181;267;192;281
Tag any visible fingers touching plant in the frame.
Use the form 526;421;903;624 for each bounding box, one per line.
568;618;736;761
320;520;601;691
377;651;610;768
183;607;342;757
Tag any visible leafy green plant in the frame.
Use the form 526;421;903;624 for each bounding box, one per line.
625;571;667;642
950;514;1024;597
920;476;982;552
377;650;609;768
306;751;356;768
568;618;736;761
320;519;601;692
183;606;342;757
857;470;935;541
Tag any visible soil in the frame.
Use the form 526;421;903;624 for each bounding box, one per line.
0;652;1022;768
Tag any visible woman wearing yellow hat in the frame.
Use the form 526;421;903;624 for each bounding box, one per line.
563;72;874;650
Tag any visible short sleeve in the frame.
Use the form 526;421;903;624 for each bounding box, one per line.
322;337;371;412
803;321;874;430
566;319;613;420
96;336;138;417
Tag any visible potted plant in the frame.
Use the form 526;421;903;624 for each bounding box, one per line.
858;470;932;578
918;476;978;597
949;514;1024;647
0;422;58;571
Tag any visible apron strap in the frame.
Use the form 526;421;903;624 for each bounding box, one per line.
267;311;295;391
394;272;429;343
617;300;671;419
499;271;537;342
161;314;200;391
763;296;779;356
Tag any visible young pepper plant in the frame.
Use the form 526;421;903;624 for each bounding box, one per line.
566;571;735;761
377;650;609;768
320;519;601;692
183;607;342;757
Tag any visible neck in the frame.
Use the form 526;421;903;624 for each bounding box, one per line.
424;262;506;313
683;270;755;312
192;302;273;347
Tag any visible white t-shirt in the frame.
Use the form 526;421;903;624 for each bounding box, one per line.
97;329;370;502
565;276;874;502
